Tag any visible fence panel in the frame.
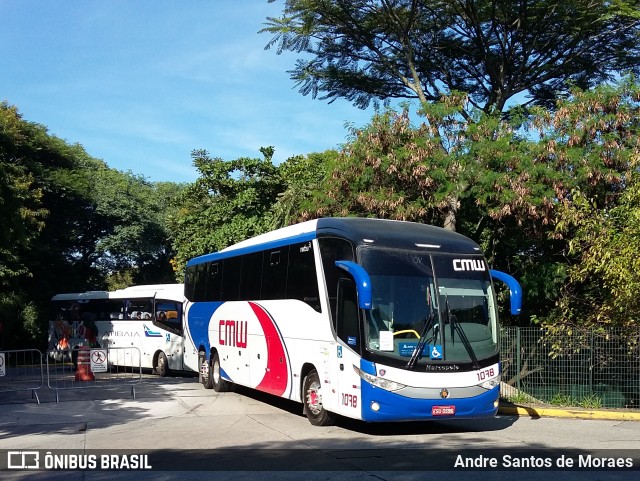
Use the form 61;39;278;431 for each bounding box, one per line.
0;349;44;403
500;327;640;410
46;346;142;403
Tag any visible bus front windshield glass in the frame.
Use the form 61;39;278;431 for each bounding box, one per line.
360;248;499;366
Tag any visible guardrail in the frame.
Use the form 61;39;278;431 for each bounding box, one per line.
0;349;44;403
46;346;142;403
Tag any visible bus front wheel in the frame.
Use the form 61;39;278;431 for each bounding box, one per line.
303;369;335;426
211;352;231;392
155;351;168;377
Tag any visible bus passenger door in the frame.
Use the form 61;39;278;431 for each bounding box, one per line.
334;279;364;419
164;330;184;371
153;301;184;371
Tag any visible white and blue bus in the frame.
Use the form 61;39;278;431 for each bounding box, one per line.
184;218;522;425
48;284;193;376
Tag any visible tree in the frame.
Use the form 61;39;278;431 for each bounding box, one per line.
270;149;336;227
263;0;640;113
304;78;640;323
168;147;335;277
88;167;179;286
0;104;47;289
168;147;284;276
0;102;179;347
547;79;640;330
0;102;85;346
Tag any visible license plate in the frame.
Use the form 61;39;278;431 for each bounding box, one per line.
432;405;456;416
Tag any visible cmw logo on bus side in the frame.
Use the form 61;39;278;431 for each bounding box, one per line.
453;259;486;271
143;324;162;338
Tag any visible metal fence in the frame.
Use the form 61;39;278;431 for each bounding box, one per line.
0;349;44;403
46;346;142;403
500;327;640;410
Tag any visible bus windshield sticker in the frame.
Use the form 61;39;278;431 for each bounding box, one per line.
430;345;443;360
379;331;394;351
398;342;429;357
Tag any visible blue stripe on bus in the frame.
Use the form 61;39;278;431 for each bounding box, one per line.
186;231;317;266
187;301;225;356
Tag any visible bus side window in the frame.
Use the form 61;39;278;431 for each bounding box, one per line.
188;263;208;302
240;251;263;301
154;300;183;336
221;257;242;301
287;241;321;312
107;300;125;319
205;262;222;302
336;278;361;353
262;247;289;300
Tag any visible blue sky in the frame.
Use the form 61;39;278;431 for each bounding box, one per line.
0;0;383;183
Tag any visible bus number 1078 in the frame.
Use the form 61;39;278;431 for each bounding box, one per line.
342;393;358;408
477;367;495;382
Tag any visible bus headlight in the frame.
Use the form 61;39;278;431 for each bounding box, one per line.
478;375;501;391
353;366;407;392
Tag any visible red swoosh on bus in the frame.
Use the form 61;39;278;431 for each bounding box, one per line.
249;302;289;396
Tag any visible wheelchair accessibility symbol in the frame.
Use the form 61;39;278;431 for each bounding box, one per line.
430;345;443;360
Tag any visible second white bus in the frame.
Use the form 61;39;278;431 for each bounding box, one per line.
48;284;195;375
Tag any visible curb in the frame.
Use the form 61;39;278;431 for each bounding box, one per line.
498;403;640;421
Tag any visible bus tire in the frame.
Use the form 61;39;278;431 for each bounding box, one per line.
199;351;213;389
303;369;335;426
155;351;168;377
211;352;230;392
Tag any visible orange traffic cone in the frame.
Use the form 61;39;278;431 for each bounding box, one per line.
75;346;95;382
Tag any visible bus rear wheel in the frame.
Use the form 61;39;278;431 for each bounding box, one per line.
211;352;231;392
303;369;335;426
199;351;213;389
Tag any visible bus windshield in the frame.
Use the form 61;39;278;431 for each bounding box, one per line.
360;248;499;365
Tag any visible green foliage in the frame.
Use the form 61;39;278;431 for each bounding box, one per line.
304;77;640;328
168;148;283;276
0;102;179;348
505;391;536;404
307;107;456;224
550;392;578;407
264;0;640;330
0;103;49;287
546;78;640;332
264;0;640;113
168;147;334;277
549;392;602;408
579;394;604;409
88;166;178;280
270;150;334;227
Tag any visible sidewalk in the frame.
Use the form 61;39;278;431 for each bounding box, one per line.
498;401;640;421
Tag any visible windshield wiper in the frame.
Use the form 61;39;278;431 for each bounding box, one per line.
445;296;480;369
406;311;437;370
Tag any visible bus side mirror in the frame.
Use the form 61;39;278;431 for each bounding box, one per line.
335;261;372;310
489;269;523;315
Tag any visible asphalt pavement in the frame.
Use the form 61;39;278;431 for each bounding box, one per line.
1;375;639;480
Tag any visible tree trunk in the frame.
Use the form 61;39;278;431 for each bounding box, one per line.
442;196;458;231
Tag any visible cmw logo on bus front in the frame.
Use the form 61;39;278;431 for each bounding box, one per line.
453;259;486;271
